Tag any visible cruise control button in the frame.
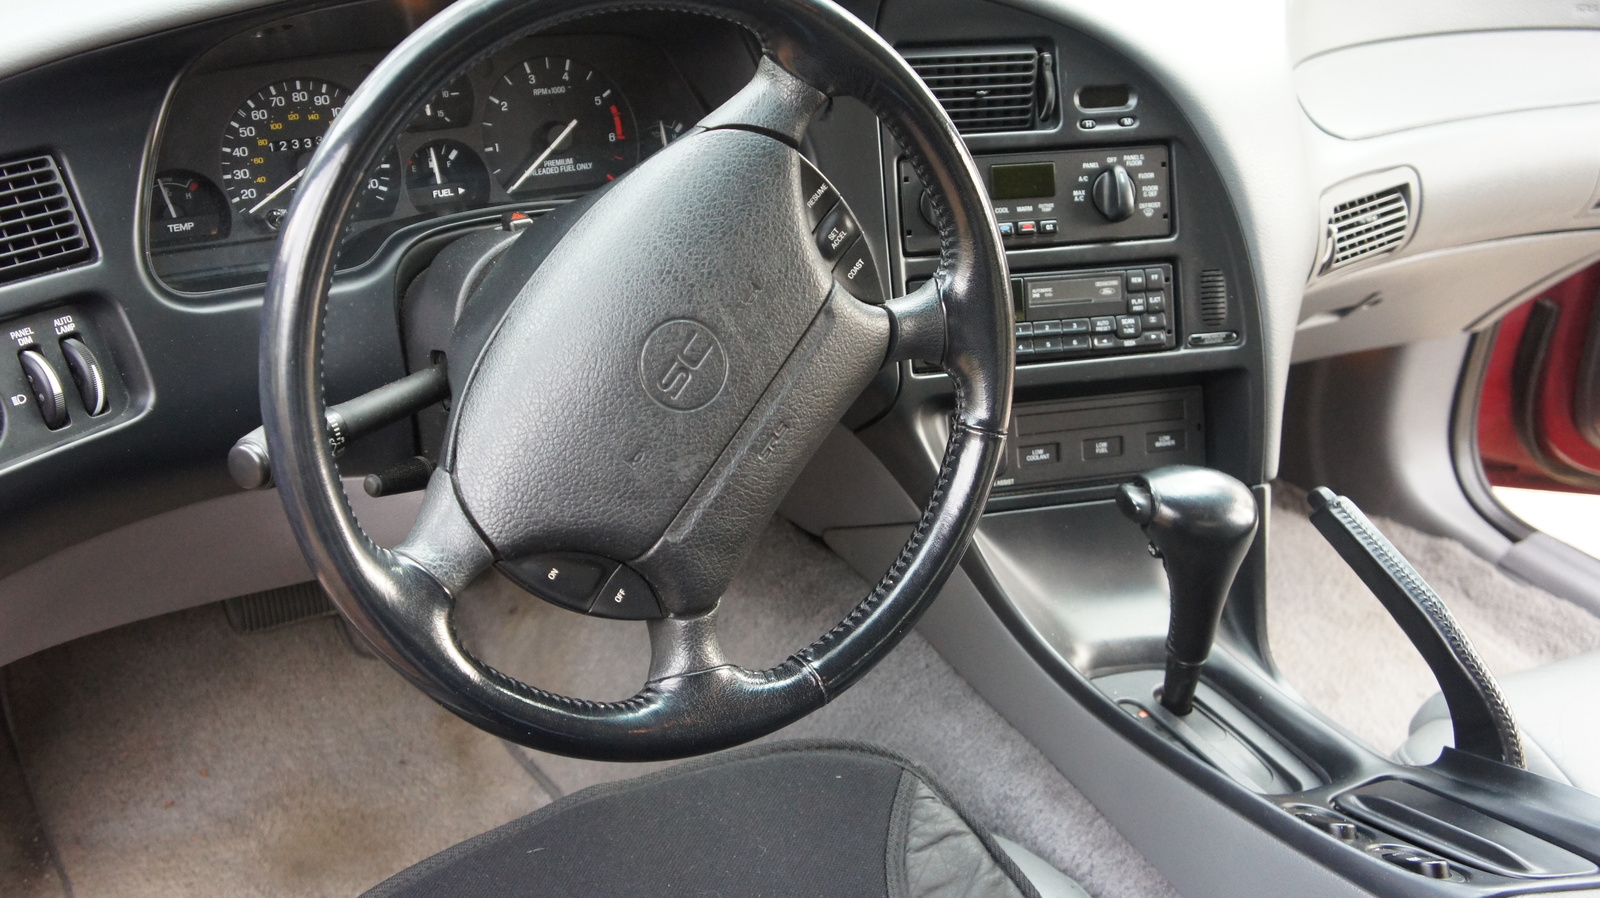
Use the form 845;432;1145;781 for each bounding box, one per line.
815;205;859;264
500;552;612;613
832;237;883;303
799;161;839;228
590;565;662;620
1090;316;1116;334
18;349;68;430
1116;316;1141;339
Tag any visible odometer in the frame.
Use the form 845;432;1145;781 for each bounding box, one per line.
481;56;637;196
219;79;349;230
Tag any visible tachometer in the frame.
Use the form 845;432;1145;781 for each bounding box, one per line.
480;56;637;196
219;79;349;230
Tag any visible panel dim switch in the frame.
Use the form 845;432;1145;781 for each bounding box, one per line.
18;349;68;430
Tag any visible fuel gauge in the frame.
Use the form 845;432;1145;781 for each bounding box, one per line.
645;120;687;157
149;170;228;247
406;139;489;213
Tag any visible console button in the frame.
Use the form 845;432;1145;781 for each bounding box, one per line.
1083;436;1123;459
1090;334;1119;351
1125;270;1147;291
1020;443;1058;465
1062;334;1091;353
500;552;612;613
1016;220;1038;236
1126;294;1147;314
1188;331;1239;346
1016;338;1035;356
1040;220;1058;235
590;565;663;620
815;205;859;264
832;238;883;303
1061;318;1090;334
18;349;68;430
1014;322;1034;337
1147;430;1185;452
997;221;1015;238
1090;316;1116;334
1145;268;1167;290
59;336;108;416
1137;331;1169;347
1037;336;1064;353
799;162;839;229
1142;313;1168;331
1146;291;1166;312
1116;316;1141;339
1033;320;1062;336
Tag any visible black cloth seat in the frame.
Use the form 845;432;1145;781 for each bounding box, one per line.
364;742;1055;898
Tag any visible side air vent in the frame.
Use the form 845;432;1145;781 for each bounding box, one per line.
0;155;92;286
1315;167;1419;277
903;45;1056;134
1199;269;1229;327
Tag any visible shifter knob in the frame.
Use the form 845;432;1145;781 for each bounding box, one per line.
1116;465;1258;715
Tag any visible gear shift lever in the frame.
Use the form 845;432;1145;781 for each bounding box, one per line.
1116;465;1258;716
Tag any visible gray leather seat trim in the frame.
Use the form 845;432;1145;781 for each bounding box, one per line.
995;837;1093;898
1398;650;1600;793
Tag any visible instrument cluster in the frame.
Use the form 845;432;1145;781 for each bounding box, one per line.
147;33;705;294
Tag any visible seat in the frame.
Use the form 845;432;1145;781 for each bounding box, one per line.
1396;650;1600;794
362;742;1086;898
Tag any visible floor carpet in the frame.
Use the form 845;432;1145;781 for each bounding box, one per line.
2;518;1176;898
1265;482;1600;754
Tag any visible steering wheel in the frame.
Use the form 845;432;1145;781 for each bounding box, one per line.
261;0;1012;762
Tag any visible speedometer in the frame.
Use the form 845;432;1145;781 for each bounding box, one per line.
219;79;350;230
481;56;638;196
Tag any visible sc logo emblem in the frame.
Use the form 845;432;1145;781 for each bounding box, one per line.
639;319;727;411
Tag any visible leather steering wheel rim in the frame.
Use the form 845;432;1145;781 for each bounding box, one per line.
262;0;1013;762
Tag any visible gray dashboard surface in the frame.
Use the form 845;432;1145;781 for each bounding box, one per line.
0;0;282;81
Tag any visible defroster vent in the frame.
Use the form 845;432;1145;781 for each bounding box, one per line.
903;45;1055;134
0;155;92;286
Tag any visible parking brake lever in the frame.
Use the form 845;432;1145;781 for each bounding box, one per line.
1307;487;1525;768
1117;465;1259;716
228;364;449;491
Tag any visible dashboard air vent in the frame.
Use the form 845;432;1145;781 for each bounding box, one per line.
903;46;1054;134
0;155;92;286
1199;269;1228;327
1326;187;1409;271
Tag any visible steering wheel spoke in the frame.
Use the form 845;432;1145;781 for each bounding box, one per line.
393;469;496;595
698;56;829;146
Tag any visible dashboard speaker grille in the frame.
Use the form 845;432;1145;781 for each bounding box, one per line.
904;46;1046;134
0;154;92;285
1327;186;1409;271
1199;269;1228;327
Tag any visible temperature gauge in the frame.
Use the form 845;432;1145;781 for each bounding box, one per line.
149;170;228;247
645;120;686;156
406;139;489;212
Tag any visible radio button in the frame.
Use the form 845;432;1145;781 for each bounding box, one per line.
1145;268;1167;290
1038;336;1064;353
799;162;839;229
1062;334;1091;353
1125;270;1147;291
1116;316;1141;339
1090;334;1119;351
1016;338;1036;356
1033;320;1063;336
1126;294;1147;314
1146;291;1166;312
1138;330;1169;347
1142;312;1168;331
1061;318;1091;334
1015;322;1034;337
1090;316;1116;334
815;205;860;264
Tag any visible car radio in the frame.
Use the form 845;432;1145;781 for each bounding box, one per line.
899;145;1171;254
1014;263;1176;360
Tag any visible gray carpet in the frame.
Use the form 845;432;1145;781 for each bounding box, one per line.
1265;483;1600;754
2;517;1175;898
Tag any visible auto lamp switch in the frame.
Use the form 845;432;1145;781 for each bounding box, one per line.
59;337;108;416
18;348;69;430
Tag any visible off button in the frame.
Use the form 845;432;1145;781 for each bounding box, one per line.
591;565;663;620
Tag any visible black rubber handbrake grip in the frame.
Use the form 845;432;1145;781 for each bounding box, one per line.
1307;487;1525;768
1117;465;1259;716
229;364;449;490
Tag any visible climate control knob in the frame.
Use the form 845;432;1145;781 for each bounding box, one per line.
1092;164;1137;222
